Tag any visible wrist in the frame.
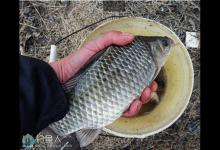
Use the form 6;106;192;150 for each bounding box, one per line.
49;60;65;82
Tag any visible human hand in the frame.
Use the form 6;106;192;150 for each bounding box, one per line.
50;31;157;117
50;31;134;82
122;81;158;117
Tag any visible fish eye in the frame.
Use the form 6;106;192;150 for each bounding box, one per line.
162;39;169;47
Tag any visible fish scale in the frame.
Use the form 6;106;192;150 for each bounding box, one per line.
50;36;173;137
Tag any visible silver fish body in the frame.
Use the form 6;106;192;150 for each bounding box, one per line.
50;36;173;136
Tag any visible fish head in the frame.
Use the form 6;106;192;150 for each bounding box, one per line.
140;36;174;68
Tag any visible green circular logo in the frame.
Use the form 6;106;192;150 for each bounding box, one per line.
22;134;35;148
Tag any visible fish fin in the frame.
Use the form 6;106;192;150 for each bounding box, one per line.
62;76;78;93
151;66;162;81
62;67;88;93
76;129;102;147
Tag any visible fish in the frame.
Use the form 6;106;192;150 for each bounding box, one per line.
49;35;174;147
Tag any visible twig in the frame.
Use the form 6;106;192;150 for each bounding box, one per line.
47;6;66;8
185;12;200;22
188;101;197;119
19;23;38;29
32;3;49;31
45;6;65;17
191;1;200;11
179;4;189;23
35;46;47;49
152;1;174;6
178;26;199;32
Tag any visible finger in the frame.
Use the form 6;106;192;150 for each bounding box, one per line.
52;31;134;82
149;81;158;92
122;99;142;117
82;31;134;53
140;87;152;104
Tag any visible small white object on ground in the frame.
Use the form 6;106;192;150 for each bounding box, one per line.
20;46;25;55
49;45;57;63
185;32;200;48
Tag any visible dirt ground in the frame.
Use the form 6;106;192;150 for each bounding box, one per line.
19;1;200;150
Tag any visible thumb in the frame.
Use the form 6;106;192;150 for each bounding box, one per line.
82;31;134;53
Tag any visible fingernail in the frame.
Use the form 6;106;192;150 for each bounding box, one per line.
121;32;134;37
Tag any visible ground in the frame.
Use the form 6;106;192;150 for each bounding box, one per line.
19;1;200;150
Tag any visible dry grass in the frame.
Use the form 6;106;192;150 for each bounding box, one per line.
19;1;200;149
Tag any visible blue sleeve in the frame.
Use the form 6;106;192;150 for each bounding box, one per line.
19;55;68;141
